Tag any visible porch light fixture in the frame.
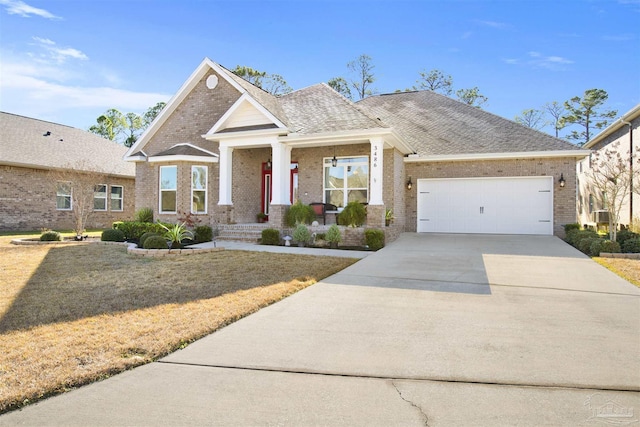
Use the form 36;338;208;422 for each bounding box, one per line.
559;173;565;188
266;158;272;169
406;176;413;190
331;147;338;167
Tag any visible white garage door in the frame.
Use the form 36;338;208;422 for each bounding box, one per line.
417;177;553;235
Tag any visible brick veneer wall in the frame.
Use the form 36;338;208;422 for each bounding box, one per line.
404;157;577;237
0;165;134;231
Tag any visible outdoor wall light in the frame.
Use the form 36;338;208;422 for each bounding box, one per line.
559;173;566;188
406;176;413;190
266;158;272;169
331;147;338;167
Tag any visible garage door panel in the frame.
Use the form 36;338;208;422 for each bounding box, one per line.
417;177;553;235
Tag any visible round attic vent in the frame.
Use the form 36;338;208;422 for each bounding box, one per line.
206;75;219;90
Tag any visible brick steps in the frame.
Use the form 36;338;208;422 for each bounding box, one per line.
216;223;270;243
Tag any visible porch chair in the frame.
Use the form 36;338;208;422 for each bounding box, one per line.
310;202;338;225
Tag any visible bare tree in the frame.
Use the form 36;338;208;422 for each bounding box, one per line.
51;161;107;238
515;109;546;130
544;101;566;138
347;54;376;100
414;69;453;95
586;142;633;241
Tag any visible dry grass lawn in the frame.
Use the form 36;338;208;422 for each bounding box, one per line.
593;257;640;287
0;236;357;413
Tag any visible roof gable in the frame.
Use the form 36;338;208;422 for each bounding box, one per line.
205;93;287;137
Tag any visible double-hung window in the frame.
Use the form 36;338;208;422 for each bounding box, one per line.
110;186;124;211
160;166;177;213
94;185;107;211
191;165;207;214
56;182;72;210
323;156;369;208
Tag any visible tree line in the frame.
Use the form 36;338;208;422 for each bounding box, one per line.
89;54;617;147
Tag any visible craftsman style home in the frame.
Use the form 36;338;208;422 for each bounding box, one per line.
125;58;588;240
0;112;135;231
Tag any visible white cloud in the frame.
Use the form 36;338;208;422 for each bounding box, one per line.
0;0;60;19
504;51;573;70
30;36;88;63
476;20;510;29
602;33;635;41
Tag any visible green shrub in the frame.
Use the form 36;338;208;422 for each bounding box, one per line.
622;238;640;253
143;235;170;249
577;237;599;255
565;229;599;247
285;201;315;227
261;228;281;245
101;228;126;242
114;221;166;241
616;229;639;247
325;225;342;245
40;231;62;241
292;224;311;245
600;240;621;254
364;229;385;250
134;207;154;223
589;239;604;257
338;202;367;227
139;232;160;248
194;225;213;243
160;222;193;249
564;223;580;234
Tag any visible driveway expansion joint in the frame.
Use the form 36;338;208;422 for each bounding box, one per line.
157;360;640;392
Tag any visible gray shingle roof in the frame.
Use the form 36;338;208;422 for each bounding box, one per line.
0;112;135;177
358;91;581;156
152;144;217;157
279;83;385;134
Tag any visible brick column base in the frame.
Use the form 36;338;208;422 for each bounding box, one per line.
366;204;385;229
268;205;288;229
215;205;234;224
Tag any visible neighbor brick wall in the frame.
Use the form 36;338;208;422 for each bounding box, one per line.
404;157;577;237
0;165;134;231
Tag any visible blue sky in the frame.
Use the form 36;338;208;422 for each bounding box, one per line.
0;0;638;139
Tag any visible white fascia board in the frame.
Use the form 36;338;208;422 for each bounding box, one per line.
124;155;147;162
279;128;415;154
404;150;592;163
203;127;286;144
148;155;219;163
205;93;287;136
584;103;640;149
217;134;280;149
126;58;247;158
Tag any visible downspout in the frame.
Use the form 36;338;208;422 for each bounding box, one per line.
621;119;633;226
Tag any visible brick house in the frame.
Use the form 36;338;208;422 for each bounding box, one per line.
0;112;135;231
576;103;639;229
125;58;588;241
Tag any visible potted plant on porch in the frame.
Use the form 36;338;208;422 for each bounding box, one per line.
256;212;268;223
385;209;394;227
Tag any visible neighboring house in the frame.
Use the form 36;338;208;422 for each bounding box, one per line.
0;112;135;231
576;104;640;229
125;58;588;240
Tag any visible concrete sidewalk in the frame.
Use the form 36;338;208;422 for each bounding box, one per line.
2;233;639;426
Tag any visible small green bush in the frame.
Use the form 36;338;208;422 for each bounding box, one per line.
285;201;315;227
101;228;126;242
292;224;311;245
143;235;170;249
338;202;367;227
139;232;160;248
134;207;154;223
616;229;639;247
114;221;166;241
589;239;604;257
325;225;342;245
565;229;599;247
364;229;385;250
194;225;213;243
564;223;580;234
578;237;599;255
40;231;62;241
600;240;621;254
261;228;281;246
622;238;640;253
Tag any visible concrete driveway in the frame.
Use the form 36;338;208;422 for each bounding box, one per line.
2;233;639;426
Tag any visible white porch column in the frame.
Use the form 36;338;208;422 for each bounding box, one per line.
270;140;292;205
369;137;384;205
218;144;233;205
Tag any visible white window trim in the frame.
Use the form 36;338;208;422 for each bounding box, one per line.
110;185;124;212
191;165;208;214
322;156;369;207
56;181;72;211
94;184;107;211
159;165;178;214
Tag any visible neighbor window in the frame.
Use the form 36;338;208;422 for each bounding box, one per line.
323;156;369;208
94;184;107;211
110;185;123;211
56;182;72;210
191;165;207;214
160;165;177;213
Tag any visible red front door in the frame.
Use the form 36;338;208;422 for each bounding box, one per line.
261;162;298;219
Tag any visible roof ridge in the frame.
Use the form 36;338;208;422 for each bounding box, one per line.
319;84;388;128
0;111;76;130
